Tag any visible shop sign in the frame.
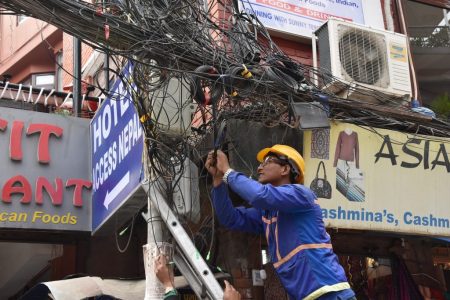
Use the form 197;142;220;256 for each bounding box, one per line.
239;0;365;38
303;122;450;237
0;108;92;231
91;62;144;233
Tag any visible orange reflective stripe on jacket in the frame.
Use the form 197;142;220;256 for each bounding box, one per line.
275;221;281;260
262;215;333;269
262;216;277;224
273;243;333;268
262;215;277;248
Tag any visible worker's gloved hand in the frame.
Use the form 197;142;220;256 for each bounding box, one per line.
205;150;230;187
223;280;241;300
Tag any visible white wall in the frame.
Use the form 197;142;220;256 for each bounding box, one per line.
362;0;385;30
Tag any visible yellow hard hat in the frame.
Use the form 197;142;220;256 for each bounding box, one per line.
256;144;305;184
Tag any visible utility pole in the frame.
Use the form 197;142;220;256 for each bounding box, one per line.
73;36;82;117
103;0;110;94
143;182;170;300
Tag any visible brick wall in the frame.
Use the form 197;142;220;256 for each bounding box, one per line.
273;36;313;66
215;230;265;299
62;32;94;90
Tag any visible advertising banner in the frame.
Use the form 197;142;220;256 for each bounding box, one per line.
91;62;144;233
304;122;450;237
240;0;365;38
0;108;92;231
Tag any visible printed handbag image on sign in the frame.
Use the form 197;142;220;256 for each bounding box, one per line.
310;161;332;199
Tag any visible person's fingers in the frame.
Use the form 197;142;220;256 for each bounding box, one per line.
156;254;164;264
224;280;230;288
224;280;236;292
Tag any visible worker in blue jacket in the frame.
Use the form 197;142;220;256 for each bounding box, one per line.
205;144;356;300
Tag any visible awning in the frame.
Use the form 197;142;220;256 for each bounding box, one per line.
21;273;229;300
435;237;450;244
21;277;145;300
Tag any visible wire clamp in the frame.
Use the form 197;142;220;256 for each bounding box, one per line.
241;64;252;79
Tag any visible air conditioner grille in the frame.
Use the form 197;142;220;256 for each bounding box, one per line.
338;24;389;87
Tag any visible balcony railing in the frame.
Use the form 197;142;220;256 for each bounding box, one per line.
409;26;450;48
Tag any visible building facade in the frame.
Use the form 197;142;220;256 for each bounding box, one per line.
0;0;449;299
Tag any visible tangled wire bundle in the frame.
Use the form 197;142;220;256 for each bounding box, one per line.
1;0;450;241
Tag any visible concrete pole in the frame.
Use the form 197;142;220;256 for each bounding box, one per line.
144;180;173;300
103;0;110;95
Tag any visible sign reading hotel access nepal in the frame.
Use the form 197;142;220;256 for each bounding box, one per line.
91;63;144;233
304;122;450;237
0;107;92;231
240;0;365;38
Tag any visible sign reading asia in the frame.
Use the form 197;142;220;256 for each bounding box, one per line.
239;0;364;38
91;62;144;232
303;122;450;237
0;107;92;231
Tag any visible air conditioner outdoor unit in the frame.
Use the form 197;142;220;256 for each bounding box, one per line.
315;18;411;102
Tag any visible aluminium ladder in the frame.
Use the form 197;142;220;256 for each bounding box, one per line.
141;179;224;300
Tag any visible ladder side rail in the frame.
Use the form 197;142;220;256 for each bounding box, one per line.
142;180;224;299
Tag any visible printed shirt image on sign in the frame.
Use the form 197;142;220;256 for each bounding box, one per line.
239;0;365;38
91;62;144;232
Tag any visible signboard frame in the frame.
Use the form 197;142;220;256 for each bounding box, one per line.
0;107;92;231
239;0;366;38
304;122;450;237
90;62;145;234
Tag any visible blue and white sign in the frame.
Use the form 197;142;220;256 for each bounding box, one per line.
90;62;144;232
240;0;365;38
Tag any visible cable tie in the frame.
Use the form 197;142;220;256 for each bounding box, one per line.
241;64;252;79
119;225;129;236
140;113;150;123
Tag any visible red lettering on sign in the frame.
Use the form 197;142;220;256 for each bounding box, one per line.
26;124;63;163
10;121;24;161
66;179;92;207
36;177;63;205
2;175;32;204
0;118;7;131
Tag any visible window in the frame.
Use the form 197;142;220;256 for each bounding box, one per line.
35;74;54;86
32;73;55;90
405;1;450;119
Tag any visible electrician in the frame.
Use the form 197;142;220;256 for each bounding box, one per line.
205;145;355;300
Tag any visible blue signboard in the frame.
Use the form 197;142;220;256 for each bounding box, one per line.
90;62;144;232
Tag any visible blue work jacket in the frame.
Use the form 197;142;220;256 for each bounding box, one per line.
212;171;355;300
